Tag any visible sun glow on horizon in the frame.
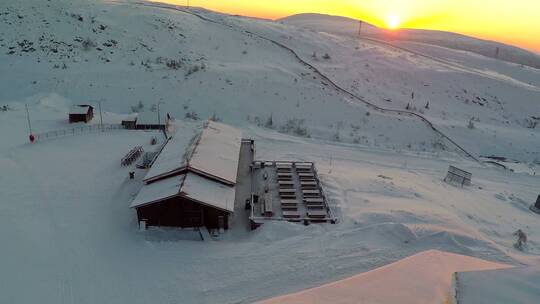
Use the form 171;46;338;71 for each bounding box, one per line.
384;14;401;29
156;0;540;54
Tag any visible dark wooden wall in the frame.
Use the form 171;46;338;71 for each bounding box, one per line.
136;197;229;230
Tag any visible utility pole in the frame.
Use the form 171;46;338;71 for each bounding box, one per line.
98;100;104;131
358;20;363;36
25;104;34;142
156;101;164;126
157;103;161;125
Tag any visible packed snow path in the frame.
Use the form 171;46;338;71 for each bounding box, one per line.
133;1;481;163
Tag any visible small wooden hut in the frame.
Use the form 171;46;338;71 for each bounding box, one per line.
69;105;94;123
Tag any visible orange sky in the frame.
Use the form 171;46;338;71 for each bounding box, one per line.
157;0;540;54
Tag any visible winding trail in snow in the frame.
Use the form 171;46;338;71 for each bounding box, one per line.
131;1;481;163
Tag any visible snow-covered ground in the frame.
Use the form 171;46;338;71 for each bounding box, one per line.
1;100;539;303
454;265;540;304
1;0;540;303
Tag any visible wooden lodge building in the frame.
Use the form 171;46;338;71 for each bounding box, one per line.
130;121;242;230
69;105;94;123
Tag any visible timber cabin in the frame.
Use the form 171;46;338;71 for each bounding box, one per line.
130;121;242;230
69;105;94;123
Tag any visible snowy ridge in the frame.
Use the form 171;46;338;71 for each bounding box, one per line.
280;13;540;69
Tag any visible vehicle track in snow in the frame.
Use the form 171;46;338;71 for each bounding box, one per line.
131;1;481;163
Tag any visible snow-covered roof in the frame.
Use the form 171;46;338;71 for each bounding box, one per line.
188;121;243;185
181;172;236;212
143;121;242;185
69;105;92;115
129;174;183;208
133;121;241;212
131;172;235;212
136;111;168;125
143;124;200;183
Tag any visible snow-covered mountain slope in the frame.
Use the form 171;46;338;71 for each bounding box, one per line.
0;0;448;155
280;13;540;69
213;9;540;162
1;0;539;164
258;249;510;304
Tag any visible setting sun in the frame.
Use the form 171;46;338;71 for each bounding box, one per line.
384;14;401;29
155;0;540;54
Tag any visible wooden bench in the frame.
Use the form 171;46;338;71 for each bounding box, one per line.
281;199;298;206
307;210;327;219
282;211;300;219
276;162;293;168
301;183;318;190
278;181;295;187
121;146;143;166
304;198;324;204
302;190;321;197
279;194;297;199
278;172;293;177
281;205;298;211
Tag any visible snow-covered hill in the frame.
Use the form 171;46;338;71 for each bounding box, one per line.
1;0;539;163
280;13;540;69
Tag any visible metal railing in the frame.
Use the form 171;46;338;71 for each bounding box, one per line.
33;124;125;142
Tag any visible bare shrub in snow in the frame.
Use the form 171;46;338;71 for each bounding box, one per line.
467;119;475;129
265;114;273;129
185;64;204;77
280;118;310;137
131;101;144;113
165;59;182;70
333;131;341;142
525;117;539;129
81;37;96;51
513;229;527;251
185;111;199;120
